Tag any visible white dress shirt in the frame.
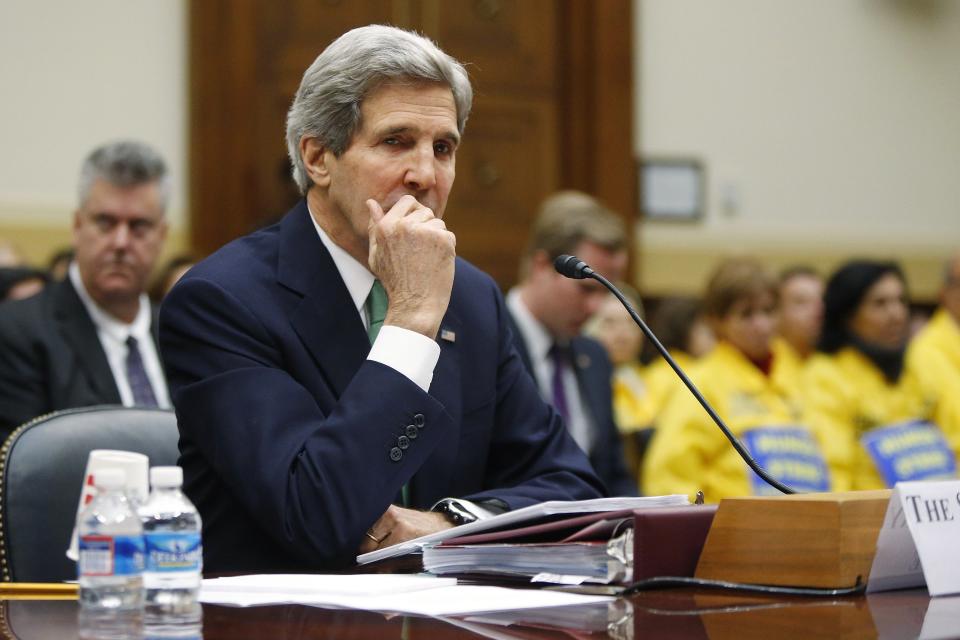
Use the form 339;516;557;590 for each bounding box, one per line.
308;206;440;392
506;288;594;453
68;262;171;408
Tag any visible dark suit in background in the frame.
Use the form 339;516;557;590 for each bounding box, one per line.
0;278;160;438
159;202;605;573
507;314;636;496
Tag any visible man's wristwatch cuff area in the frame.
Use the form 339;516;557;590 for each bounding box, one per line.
430;497;507;526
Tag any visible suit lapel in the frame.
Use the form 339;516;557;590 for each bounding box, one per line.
279;202;370;399
506;311;535;376
54;279;122;403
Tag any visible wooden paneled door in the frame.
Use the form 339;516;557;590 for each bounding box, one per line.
190;0;635;289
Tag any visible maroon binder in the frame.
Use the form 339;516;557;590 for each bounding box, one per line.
437;504;717;582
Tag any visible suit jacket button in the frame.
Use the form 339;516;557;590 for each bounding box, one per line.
397;435;410;450
389;447;403;462
405;425;418;439
413;413;425;428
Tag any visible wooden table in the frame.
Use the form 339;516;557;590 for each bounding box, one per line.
0;587;942;638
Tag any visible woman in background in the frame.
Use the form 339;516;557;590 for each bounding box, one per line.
585;286;653;488
639;297;714;423
644;258;829;502
804;260;951;491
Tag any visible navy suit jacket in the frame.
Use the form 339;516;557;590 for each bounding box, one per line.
0;277;160;438
507;313;637;496
159;201;605;572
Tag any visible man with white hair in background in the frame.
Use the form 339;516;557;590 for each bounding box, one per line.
0;140;171;438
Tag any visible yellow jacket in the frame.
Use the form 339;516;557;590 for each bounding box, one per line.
804;347;940;491
643;342;825;503
641;351;697;427
906;309;960;456
611;362;657;434
770;336;809;404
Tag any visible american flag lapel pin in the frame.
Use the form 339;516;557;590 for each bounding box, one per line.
440;329;456;343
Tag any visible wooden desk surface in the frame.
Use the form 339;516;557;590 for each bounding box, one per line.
0;587;942;639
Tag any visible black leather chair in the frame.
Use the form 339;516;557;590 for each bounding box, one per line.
0;405;179;582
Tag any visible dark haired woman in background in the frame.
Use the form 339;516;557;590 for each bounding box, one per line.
804;260;953;491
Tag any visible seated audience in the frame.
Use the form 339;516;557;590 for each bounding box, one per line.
0;140;171;438
906;253;960;458
507;191;636;496
644;258;830;502
639;296;714;424
149;254;197;303
772;266;823;392
0;267;48;302
584;287;653;488
46;247;75;281
804;260;951;490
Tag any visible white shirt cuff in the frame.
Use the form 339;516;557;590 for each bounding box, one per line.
367;325;440;393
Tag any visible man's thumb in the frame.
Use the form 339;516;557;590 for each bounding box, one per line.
366;199;384;227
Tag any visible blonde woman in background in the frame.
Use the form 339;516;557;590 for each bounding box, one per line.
644;258;830;502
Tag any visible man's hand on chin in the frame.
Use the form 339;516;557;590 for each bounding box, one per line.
358;504;453;555
366;195;456;340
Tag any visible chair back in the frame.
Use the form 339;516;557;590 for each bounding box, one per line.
0;405;179;582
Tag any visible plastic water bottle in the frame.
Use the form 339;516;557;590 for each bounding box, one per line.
77;467;145;617
139;466;203;627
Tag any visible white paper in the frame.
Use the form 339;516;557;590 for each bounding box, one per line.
896;480;960;596
202;573;454;596
199;574;613;616
867;487;925;593
357;494;688;564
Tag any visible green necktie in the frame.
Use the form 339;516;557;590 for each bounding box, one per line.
365;280;409;507
365;280;388;343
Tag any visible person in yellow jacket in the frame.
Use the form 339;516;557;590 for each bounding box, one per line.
771;266;824;399
641;297;715;425
644;259;830;503
906;253;960;457
584;286;653;488
804;260;951;492
587;292;715;491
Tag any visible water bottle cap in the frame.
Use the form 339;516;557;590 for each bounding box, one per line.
94;467;126;490
150;465;183;488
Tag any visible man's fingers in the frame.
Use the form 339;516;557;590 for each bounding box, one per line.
366;199;385;225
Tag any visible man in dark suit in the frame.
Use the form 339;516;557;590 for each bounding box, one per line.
507;191;637;496
159;25;604;573
0;141;171;438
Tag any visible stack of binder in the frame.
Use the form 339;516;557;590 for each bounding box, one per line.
424;505;717;585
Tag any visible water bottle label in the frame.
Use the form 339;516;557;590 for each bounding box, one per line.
145;532;202;572
79;535;145;577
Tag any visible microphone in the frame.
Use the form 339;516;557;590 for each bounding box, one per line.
553;254;795;495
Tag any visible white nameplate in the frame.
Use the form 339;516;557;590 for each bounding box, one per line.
868;481;960;596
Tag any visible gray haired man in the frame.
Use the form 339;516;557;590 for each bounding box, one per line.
159;25;603;572
0;140;171;438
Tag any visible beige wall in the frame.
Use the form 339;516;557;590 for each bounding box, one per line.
0;0;188;265
635;0;960;301
2;1;958;301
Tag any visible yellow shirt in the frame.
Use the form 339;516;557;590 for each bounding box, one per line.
804;347;939;491
642;351;697;427
770;336;809;404
906;309;960;457
611;362;656;434
643;342;822;503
